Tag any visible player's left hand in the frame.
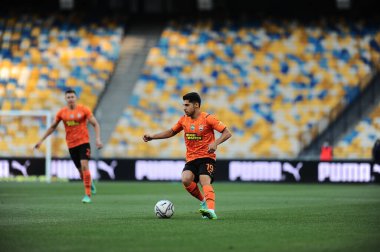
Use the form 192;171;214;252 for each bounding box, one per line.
34;142;42;150
96;139;103;149
208;142;217;153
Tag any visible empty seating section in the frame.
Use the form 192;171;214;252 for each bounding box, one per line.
0;15;122;157
104;19;380;158
335;102;380;159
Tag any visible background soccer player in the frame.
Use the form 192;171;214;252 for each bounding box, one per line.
143;92;232;219
34;89;103;203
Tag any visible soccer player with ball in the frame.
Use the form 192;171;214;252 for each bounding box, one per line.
143;92;232;219
34;89;103;203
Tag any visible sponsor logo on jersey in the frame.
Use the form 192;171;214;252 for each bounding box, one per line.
185;133;202;140
66;120;80;126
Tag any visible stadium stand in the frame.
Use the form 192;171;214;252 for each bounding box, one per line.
0;14;123;157
103;18;380;159
334;101;380;159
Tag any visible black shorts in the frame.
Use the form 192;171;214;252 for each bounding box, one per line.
183;158;216;183
69;143;91;169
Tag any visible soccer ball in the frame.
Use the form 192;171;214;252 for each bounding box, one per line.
154;200;174;218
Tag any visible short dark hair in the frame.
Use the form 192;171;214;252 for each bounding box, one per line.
183;92;201;106
65;89;77;95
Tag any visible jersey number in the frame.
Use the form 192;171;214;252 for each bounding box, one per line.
206;163;214;174
86;148;91;158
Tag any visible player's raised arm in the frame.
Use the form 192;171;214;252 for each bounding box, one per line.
88;115;103;149
34;119;60;149
143;129;177;142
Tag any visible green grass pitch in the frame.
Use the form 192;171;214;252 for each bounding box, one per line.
0;182;379;252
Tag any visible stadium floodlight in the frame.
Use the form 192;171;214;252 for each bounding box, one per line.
0;110;52;183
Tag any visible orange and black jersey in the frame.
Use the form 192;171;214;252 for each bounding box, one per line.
55;104;92;148
172;112;226;162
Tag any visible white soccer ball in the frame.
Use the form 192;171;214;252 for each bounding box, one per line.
154;200;175;218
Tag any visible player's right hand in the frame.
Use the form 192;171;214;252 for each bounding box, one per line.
143;134;153;142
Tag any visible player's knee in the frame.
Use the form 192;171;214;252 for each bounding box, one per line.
81;167;89;171
181;176;192;187
199;175;211;186
80;161;89;171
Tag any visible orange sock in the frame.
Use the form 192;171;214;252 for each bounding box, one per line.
202;185;215;210
82;169;91;197
185;182;204;201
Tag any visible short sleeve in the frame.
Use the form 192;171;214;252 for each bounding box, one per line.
55;109;63;122
206;114;226;133
82;106;93;118
172;117;184;133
